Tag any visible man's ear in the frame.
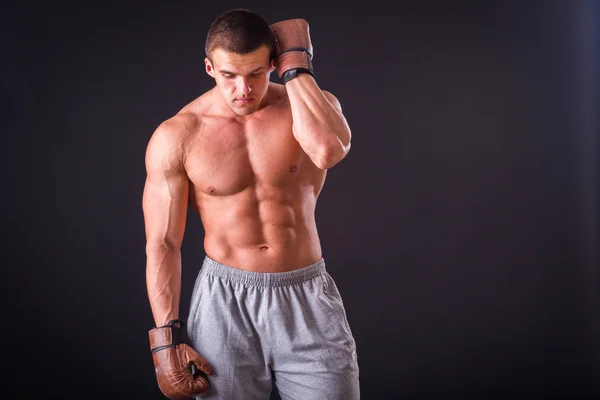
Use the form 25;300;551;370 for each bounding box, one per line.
269;60;276;73
205;58;215;78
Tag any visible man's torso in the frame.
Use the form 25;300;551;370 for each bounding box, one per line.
175;83;327;272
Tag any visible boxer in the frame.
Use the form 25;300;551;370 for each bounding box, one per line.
143;9;359;399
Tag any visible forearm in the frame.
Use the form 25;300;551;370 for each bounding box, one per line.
146;243;182;327
286;74;351;169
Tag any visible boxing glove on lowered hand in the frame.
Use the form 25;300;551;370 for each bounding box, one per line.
270;18;314;84
149;320;213;400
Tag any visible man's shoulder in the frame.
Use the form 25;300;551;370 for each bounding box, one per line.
160;112;199;134
154;89;216;137
152;108;201;143
145;112;198;163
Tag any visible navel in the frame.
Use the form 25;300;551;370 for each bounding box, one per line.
289;165;297;173
259;245;269;252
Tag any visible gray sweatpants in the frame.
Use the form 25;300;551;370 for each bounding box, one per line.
186;256;360;400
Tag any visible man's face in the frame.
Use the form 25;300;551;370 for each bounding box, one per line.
205;46;275;116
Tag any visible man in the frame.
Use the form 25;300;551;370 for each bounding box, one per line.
142;8;359;400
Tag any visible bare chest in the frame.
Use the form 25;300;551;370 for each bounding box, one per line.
184;114;308;196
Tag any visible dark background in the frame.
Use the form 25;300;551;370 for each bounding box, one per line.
3;0;598;398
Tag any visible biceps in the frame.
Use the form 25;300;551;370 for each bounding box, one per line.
142;174;189;249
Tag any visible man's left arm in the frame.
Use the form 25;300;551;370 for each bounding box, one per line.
271;19;351;169
286;75;351;169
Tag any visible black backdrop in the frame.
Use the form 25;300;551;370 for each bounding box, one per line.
3;0;598;398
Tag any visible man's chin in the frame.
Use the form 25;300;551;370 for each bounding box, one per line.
232;105;257;116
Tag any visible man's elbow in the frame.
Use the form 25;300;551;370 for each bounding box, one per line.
314;140;351;170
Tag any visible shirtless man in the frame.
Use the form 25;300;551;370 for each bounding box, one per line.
142;9;359;400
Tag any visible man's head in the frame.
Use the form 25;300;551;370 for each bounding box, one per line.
205;9;276;116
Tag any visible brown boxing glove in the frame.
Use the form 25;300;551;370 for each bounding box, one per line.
149;320;213;399
270;18;314;84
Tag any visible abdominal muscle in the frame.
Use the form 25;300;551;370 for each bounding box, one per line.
195;182;323;272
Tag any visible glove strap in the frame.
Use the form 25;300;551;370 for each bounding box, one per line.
150;319;185;354
282;68;314;84
161;319;185;328
162;319;185;344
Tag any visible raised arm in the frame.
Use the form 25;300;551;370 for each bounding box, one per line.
287;78;351;169
270;18;352;170
142;121;189;327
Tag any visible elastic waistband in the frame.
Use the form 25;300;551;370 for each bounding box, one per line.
201;256;326;288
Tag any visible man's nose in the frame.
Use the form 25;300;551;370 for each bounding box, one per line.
237;78;252;95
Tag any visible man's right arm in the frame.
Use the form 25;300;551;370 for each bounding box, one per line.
142;119;213;399
142;121;189;327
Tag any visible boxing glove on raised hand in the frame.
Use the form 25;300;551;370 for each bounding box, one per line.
149;320;213;400
270;18;314;84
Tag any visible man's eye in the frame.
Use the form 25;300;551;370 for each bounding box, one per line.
250;73;261;77
222;74;234;79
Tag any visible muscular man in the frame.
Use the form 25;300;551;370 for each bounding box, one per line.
142;9;359;400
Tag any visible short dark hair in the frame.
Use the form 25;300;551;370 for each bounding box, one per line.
205;9;276;60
